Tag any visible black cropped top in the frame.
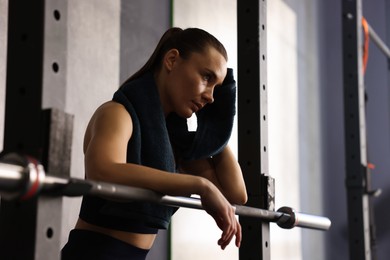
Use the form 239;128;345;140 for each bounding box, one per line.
79;72;178;234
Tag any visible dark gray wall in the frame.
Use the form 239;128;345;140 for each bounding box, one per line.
120;0;171;84
319;1;348;259
120;1;171;259
320;1;390;259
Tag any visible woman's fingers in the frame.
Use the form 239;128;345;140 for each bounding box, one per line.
217;206;241;250
235;219;242;247
200;182;242;250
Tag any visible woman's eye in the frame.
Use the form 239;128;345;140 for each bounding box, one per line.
203;75;211;82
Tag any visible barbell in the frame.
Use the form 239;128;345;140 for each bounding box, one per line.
0;153;331;231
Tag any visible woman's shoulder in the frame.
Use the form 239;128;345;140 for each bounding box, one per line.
84;101;133;152
95;101;129;117
89;101;132;130
87;101;131;130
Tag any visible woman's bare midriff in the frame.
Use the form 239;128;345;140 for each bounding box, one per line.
75;218;156;250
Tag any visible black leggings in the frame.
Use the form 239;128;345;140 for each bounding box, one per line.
61;229;150;260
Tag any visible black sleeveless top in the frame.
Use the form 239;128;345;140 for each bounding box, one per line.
79;72;177;234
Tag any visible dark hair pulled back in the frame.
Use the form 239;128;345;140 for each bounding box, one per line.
122;27;228;85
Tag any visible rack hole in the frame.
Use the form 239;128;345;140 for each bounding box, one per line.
46;227;54;239
346;13;354;20
53;10;61;21
52;62;59;73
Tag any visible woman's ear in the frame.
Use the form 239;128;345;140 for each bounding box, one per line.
163;49;180;72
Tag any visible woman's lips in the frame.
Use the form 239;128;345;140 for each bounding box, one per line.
192;102;203;112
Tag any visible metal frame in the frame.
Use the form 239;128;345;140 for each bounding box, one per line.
237;0;272;259
342;3;390;260
0;0;336;258
35;109;73;260
367;23;390;59
342;0;376;259
1;1;45;258
1;1;71;259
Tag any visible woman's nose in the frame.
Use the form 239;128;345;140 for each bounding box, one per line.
202;87;214;104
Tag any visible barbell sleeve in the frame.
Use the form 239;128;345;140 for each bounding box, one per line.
0;156;331;231
276;206;332;231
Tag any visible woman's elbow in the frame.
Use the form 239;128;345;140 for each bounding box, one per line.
229;190;248;205
238;191;248;205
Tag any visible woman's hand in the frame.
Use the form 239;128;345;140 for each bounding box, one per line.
200;180;241;250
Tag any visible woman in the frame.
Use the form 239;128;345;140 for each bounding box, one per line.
62;27;247;259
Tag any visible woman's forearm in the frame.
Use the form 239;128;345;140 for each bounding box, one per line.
179;146;247;205
86;158;210;198
212;146;247;205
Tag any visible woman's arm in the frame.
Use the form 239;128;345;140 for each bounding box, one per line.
84;102;240;249
84;102;209;196
179;146;247;205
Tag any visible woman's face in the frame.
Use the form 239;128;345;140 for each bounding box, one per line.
163;47;227;118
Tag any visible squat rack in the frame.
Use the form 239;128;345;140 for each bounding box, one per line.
342;0;390;259
0;0;332;259
237;1;272;259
